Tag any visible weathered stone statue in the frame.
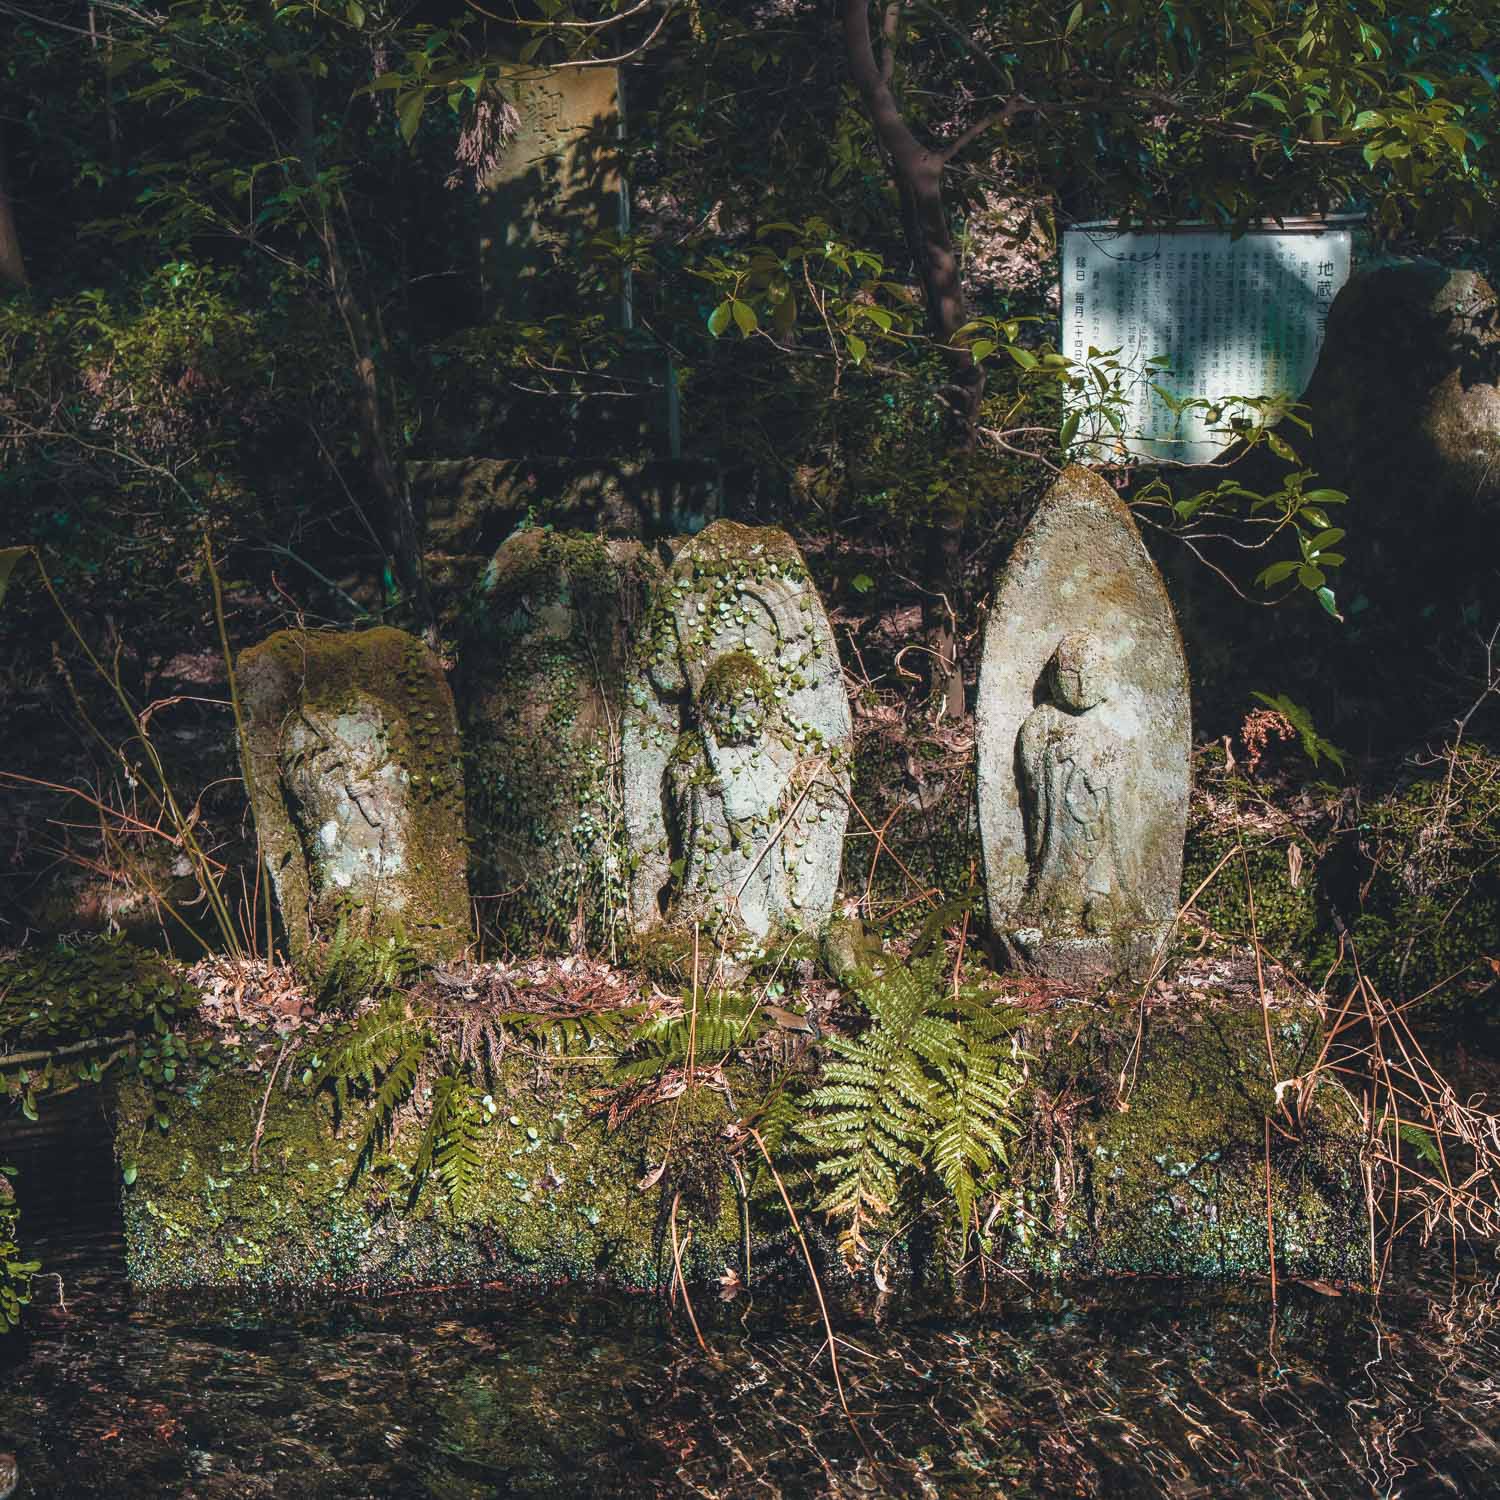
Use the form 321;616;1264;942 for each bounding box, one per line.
977;468;1190;982
238;628;471;963
623;522;851;955
1017;632;1127;936
462;528;659;948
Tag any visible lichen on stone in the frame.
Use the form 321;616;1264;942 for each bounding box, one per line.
237;627;470;965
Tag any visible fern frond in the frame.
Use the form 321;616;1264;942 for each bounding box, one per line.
610;990;766;1083
352;1034;424;1174
799;951;1026;1265
416;1071;485;1216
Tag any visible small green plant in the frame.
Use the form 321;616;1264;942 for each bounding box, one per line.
0;1168;39;1334
0;937;207;1124
610;990;769;1083
314;952;639;1214
799;953;1024;1263
1250;691;1348;772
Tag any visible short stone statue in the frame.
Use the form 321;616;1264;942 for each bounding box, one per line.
977;468;1190;982
238;628;471;963
462;529;658;948
623;521;851;955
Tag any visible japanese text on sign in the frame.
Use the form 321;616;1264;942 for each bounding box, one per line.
1061;228;1353;464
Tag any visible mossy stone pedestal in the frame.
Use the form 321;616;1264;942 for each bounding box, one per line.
115;977;1366;1295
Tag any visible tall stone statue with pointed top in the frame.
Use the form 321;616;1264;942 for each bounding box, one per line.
622;521;851;958
977;468;1190;983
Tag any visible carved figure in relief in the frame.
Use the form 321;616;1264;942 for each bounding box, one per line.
280;706;409;907
975;467;1191;984
622;522;851;954
237;627;471;964
1016;633;1126;935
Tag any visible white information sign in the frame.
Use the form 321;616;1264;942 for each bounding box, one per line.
1061;228;1353;464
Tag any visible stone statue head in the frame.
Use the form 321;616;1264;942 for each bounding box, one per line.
698;650;776;747
1047;632;1111;713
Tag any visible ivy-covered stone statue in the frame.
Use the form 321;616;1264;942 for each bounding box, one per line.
237;627;471;963
976;468;1190;983
622;521;852;958
462;529;660;949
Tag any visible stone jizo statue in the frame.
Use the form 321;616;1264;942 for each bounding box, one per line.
977;468;1190;983
238;628;471;963
623;522;851;956
1017;632;1128;940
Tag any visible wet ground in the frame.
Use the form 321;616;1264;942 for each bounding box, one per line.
4;1096;1500;1497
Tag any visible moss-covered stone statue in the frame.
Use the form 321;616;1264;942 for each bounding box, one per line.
976;468;1190;982
622;521;852;958
462;529;660;948
238;627;470;963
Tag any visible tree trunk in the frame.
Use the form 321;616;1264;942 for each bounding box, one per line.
844;0;981;718
0;135;29;292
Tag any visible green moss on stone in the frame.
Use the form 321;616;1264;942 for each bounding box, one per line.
237;627;470;964
116;1055;746;1294
463;531;657;951
1004;996;1365;1280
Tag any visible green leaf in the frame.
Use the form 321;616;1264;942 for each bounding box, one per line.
1305;527;1345;551
1266;430;1298;462
1257;559;1300;587
1297;562;1326;589
1399;1122;1442;1168
123;1163;138;1186
707;300;732;337
346;0;365;25
969;338;996;362
397;90;425;144
731;299;758;335
850;572;875;594
1315;586;1343;621
1005;345;1039;371
1064;1;1085;36
1060;410;1081;449
846;332;867;365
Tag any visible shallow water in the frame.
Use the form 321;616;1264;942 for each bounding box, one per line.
5;1103;1500;1497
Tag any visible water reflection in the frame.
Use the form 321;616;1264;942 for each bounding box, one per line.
3;1221;1499;1498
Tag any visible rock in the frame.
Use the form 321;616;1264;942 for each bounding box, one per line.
976;467;1190;982
622;522;852;960
1304;261;1500;513
112;1059;750;1295
462;530;661;949
1005;984;1365;1280
111;957;1365;1291
237;628;471;964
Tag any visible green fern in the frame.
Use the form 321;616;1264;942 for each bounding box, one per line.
610;990;767;1083
415;1070;486;1216
498;1007;641;1058
799;954;1023;1262
311;917;421;1013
